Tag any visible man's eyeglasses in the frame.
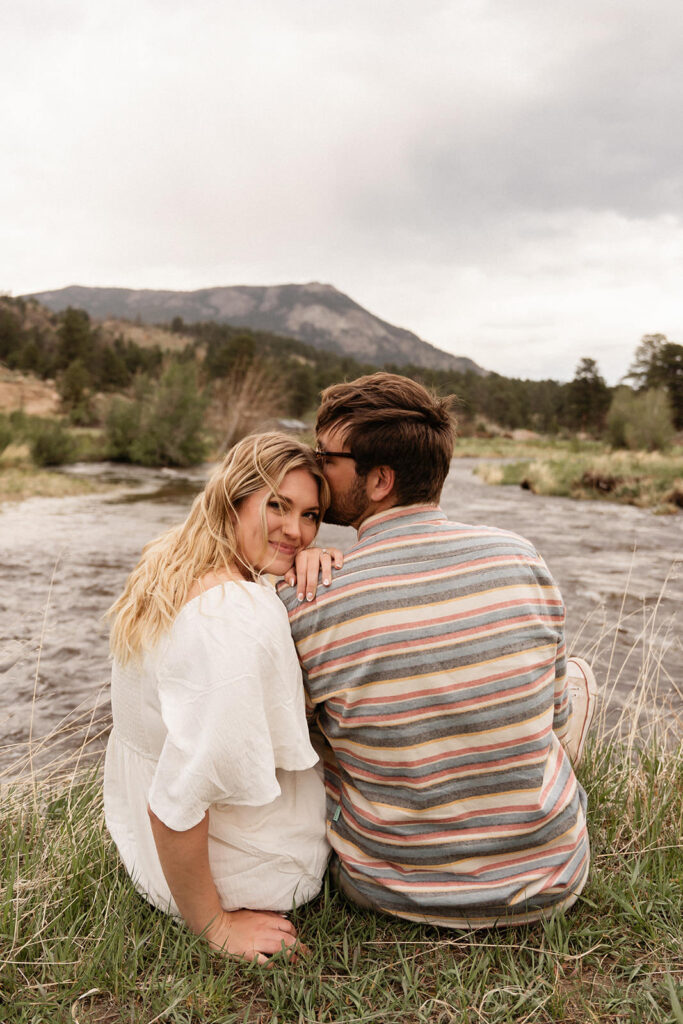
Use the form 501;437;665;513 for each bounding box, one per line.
314;446;356;462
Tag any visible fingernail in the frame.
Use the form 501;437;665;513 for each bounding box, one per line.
297;593;304;602
306;592;313;602
323;578;330;586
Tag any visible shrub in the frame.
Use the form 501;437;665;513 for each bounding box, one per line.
9;409;61;445
606;387;675;451
105;396;141;460
8;408;31;436
30;422;74;466
58;358;97;425
105;363;208;467
0;415;12;456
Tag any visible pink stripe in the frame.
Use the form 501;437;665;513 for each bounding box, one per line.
324;678;553;725
309;633;558;683
321;659;557;708
333;725;553;771
357;506;439;536
305;598;563;662
341;845;587;890
289;554;561;622
344;746;550;785
332;723;553;767
340;774;574;839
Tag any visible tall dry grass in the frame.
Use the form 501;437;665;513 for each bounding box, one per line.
209;362;287;453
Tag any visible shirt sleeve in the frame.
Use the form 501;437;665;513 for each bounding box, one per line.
148;586;318;831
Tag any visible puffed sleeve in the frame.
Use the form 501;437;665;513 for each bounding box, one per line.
148;584;318;832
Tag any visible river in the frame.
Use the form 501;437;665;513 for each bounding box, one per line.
1;459;681;774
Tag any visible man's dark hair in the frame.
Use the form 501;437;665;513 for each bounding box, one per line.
316;372;457;505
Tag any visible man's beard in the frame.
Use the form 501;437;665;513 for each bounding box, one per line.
323;474;370;527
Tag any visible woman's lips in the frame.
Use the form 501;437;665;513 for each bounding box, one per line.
269;541;297;556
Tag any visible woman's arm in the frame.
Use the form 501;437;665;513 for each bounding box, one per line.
147;807;299;963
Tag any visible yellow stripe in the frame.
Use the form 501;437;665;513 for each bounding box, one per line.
331;816;586;866
295;579;564;654
310;643;559;703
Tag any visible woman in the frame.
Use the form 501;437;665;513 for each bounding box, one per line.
104;433;336;963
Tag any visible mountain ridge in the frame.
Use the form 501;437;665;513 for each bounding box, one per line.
24;282;486;374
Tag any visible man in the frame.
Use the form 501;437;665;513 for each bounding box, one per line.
279;372;597;929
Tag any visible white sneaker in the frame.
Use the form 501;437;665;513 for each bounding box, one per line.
563;657;599;767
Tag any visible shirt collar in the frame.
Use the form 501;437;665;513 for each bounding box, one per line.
357;504;446;541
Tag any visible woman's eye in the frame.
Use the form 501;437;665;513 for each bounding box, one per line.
304;512;318;522
267;501;283;512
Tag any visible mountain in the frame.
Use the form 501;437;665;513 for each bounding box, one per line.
24;282;485;374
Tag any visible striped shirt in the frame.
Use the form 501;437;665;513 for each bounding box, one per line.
279;505;590;928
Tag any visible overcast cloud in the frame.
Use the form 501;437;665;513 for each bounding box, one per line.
2;0;682;382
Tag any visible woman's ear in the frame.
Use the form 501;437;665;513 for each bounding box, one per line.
366;464;395;502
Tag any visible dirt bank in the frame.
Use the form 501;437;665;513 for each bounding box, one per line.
0;368;60;416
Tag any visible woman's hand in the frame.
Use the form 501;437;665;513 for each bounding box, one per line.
148;809;303;966
205;908;301;964
284;546;343;602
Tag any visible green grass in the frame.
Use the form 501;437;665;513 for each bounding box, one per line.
1;410;110;471
0;462;110;503
2;740;681;1023
2;579;682;1023
473;446;683;512
0;411;112;502
454;435;607;460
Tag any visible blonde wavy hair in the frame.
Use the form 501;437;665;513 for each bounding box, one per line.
109;432;329;663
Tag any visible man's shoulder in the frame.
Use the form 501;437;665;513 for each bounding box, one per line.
275;518;540;612
366;512;540;558
443;518;539;553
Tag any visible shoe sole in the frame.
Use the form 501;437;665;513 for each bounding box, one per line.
565;657;599;767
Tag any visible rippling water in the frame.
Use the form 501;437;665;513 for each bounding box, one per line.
1;459;681;771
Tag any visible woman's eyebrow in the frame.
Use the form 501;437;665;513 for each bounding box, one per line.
274;496;320;515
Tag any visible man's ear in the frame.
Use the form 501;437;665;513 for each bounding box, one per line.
366;464;395;502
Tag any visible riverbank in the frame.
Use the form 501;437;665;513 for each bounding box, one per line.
453;437;683;512
0;415;112;502
3;718;681;1022
0;460;109;502
3;437;682;510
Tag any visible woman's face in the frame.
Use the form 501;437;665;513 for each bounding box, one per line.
235;468;321;576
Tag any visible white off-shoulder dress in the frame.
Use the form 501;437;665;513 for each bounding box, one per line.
104;579;330;915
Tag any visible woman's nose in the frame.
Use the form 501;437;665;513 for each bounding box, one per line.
282;513;302;539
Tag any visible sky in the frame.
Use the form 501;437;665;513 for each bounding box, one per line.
3;0;682;383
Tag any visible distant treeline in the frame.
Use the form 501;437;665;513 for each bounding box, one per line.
2;296;682;438
0;299;163;395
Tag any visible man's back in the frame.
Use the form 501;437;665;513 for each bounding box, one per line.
280;504;590;928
